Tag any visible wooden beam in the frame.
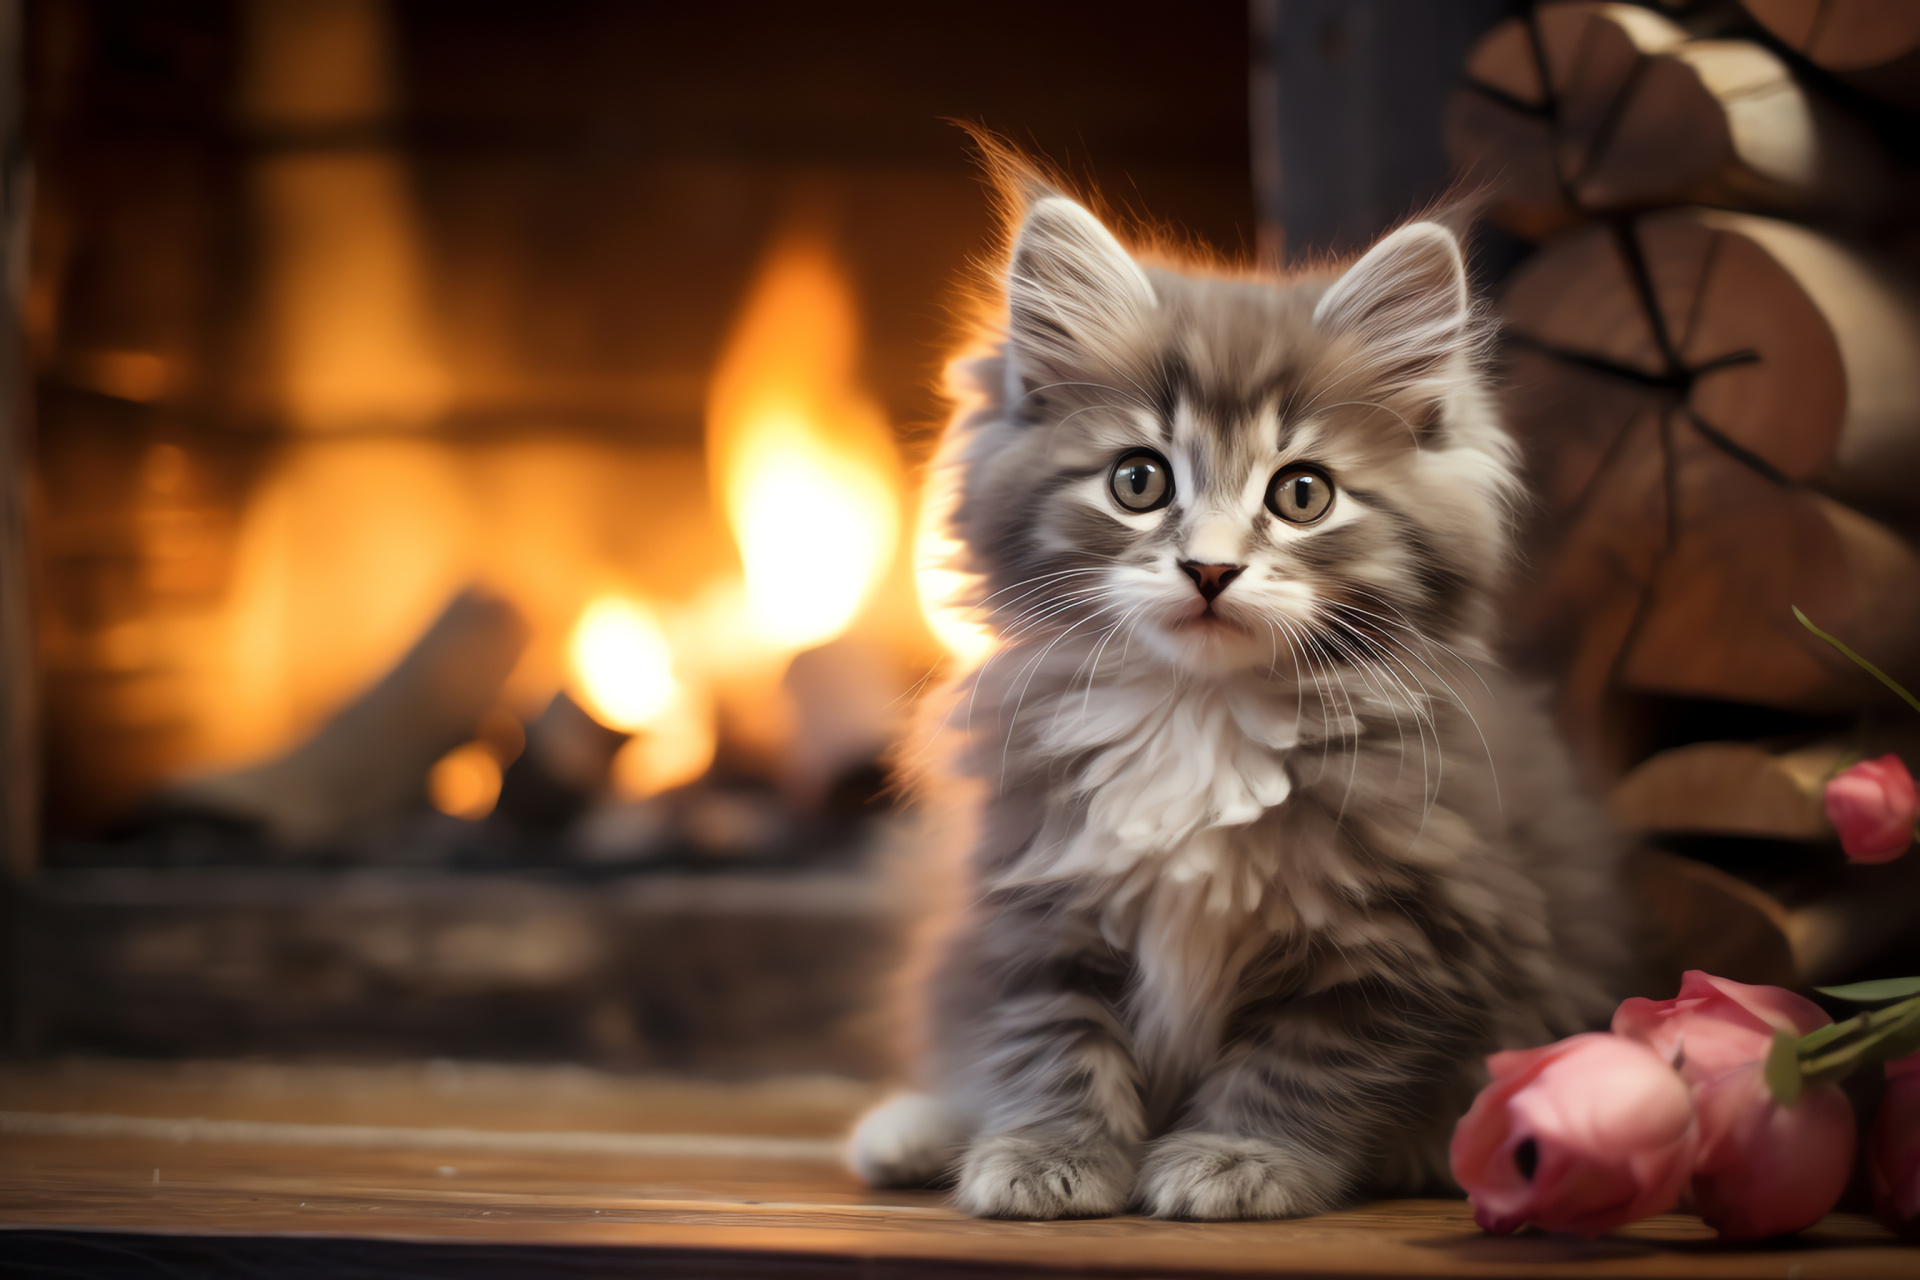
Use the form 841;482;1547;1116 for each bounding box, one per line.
0;0;28;883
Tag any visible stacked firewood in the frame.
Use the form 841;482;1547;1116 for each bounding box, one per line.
1446;0;1920;985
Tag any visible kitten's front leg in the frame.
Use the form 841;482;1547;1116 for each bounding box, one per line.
954;989;1143;1218
949;934;1146;1219
1136;981;1472;1220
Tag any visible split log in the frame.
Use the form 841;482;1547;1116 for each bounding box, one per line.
1447;4;1889;236
1744;0;1920;106
1788;852;1920;982
1610;740;1839;838
1632;848;1800;990
1500;207;1920;766
163;587;530;848
1637;845;1920;990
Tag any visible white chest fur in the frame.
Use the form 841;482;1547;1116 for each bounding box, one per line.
991;677;1327;1076
999;676;1304;886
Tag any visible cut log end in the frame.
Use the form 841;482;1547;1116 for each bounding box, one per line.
1449;6;1889;231
1502;208;1920;754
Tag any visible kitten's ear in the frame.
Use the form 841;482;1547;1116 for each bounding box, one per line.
1005;196;1155;386
1312;222;1471;390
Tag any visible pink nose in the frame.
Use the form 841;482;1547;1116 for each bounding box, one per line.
1179;561;1244;602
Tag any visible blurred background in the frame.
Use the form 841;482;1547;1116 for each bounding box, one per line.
1;0;1918;1079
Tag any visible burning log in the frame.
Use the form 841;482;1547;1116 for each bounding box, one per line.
162;588;530;848
1501;207;1920;767
1743;0;1920;107
495;690;630;831
1446;4;1889;236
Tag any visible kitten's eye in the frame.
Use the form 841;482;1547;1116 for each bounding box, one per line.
1266;465;1334;524
1109;450;1173;513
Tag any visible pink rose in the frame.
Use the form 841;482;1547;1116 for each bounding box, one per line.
1451;1032;1697;1238
1870;1052;1920;1237
1824;755;1918;864
1690;1060;1855;1241
1613;971;1831;1087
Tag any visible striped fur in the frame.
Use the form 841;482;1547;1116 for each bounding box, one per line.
848;189;1628;1220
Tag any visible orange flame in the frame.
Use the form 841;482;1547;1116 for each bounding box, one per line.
706;235;902;654
568;594;678;732
568;594;716;798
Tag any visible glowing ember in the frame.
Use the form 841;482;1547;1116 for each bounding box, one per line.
569;595;678;732
609;687;717;799
428;741;503;820
707;235;902;653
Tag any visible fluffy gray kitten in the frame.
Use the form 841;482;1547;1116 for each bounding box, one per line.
848;180;1627;1221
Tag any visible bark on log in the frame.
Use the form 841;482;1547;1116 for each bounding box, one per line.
1501;207;1920;765
163;587;530;848
1447;4;1889;236
1744;0;1920;106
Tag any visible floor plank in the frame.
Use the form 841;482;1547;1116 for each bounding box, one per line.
1;1058;1915;1277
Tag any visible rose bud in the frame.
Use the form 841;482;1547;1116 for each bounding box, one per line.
1690;1060;1855;1241
1613;971;1830;1087
1870;1052;1920;1237
1451;1032;1696;1238
1824;754;1919;864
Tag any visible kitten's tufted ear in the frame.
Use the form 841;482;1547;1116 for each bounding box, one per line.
1005;196;1156;393
1312;222;1471;391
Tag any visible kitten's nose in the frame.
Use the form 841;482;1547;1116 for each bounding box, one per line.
1179;561;1244;603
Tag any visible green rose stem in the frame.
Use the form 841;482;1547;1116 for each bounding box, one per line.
1764;608;1920;1104
1766;982;1920;1106
1793;605;1920;716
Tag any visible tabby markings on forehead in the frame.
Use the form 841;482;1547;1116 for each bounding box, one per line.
1041;402;1166;462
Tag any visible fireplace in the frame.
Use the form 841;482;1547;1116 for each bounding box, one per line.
25;1;1255;838
10;0;1255;1062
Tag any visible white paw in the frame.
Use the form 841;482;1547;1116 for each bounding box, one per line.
846;1092;970;1188
954;1131;1132;1219
1134;1133;1344;1220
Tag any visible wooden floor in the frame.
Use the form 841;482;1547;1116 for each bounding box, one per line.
1;1059;1915;1278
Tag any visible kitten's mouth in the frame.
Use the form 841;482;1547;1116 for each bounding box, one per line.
1171;601;1247;634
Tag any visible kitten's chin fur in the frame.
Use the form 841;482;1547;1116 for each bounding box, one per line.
1136;607;1277;677
849;172;1629;1220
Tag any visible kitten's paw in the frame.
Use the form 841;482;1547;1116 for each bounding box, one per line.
1135;1133;1347;1220
846;1092;970;1188
954;1131;1132;1219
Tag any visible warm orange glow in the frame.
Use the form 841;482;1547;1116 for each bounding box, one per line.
244;0;448;432
254;152;452;431
609;686;718;799
914;466;996;664
707;236;902;653
569;595;678;732
429;741;503;820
